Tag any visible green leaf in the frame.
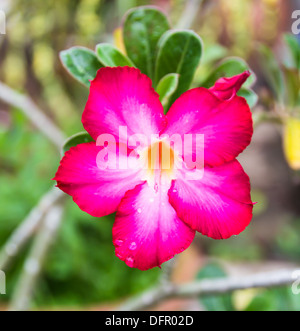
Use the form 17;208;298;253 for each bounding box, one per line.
202;57;256;89
197;263;235;311
259;44;285;103
60;47;103;87
123;6;170;79
245;287;299;311
62;132;94;156
283;67;300;107
201;44;228;66
155;30;203;105
156;73;179;113
95;43;134;67
284;34;300;70
238;88;258;109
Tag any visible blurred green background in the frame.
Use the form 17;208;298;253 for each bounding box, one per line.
0;0;299;311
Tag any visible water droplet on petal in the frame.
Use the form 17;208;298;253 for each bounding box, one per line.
125;256;135;268
113;239;124;247
172;189;177;193
129;242;137;250
137;208;142;214
115;252;123;259
154;183;159;193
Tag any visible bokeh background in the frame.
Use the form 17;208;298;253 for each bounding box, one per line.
0;0;299;311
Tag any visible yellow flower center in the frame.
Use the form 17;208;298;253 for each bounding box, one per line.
140;139;178;187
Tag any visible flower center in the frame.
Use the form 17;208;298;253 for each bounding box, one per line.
140;139;178;187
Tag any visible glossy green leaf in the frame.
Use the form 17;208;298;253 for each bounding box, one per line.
60;47;103;87
238;88;258;109
62;132;94;156
95;43;134;67
284;34;300;70
123;6;170;79
155;30;203;105
197;263;235;311
156;73;179;113
259;44;285;103
202;57;256;89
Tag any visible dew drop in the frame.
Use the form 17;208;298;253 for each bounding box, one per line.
172;189;177;193
113;239;124;247
137;208;142;214
125;256;135;267
154;183;159;193
129;242;137;250
115;252;123;259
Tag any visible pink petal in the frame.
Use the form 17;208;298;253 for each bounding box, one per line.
168;160;254;240
54;142;144;217
113;182;195;270
162;87;253;167
209;71;251;100
83;67;166;144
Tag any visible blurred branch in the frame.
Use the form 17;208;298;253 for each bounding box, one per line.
159;257;177;286
175;0;203;30
8;196;66;311
0;81;66;149
0;187;64;271
119;268;299;311
253;111;283;128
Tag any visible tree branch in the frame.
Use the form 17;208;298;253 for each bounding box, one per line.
252;111;283;128
119;268;299;311
159;257;178;287
8;197;66;311
0;187;65;271
175;0;203;30
0;81;66;149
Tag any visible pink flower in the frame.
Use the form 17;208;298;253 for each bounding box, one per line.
54;67;254;270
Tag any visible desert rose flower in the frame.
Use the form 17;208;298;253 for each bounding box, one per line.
54;67;254;270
